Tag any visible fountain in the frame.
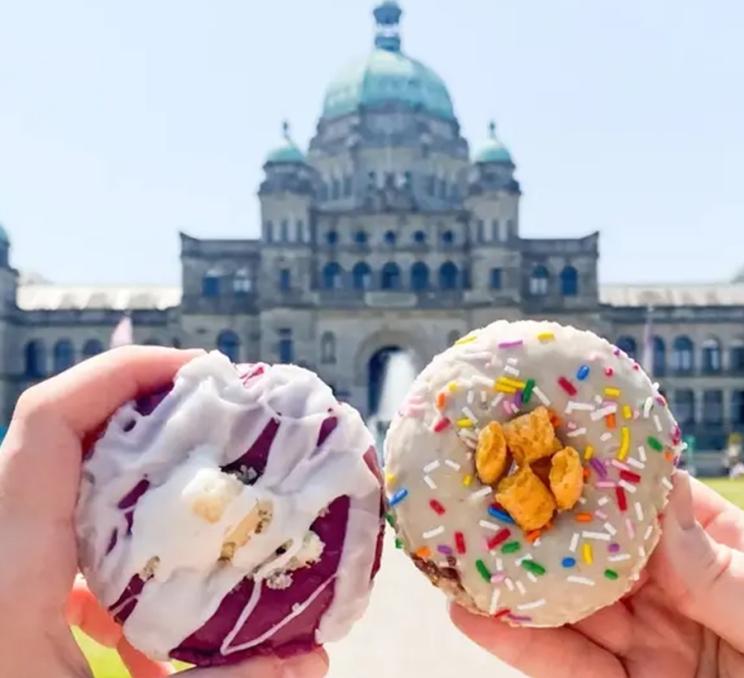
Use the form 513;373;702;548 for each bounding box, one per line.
367;349;417;465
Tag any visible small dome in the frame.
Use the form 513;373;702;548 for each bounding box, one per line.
265;122;306;165
474;122;513;165
321;3;455;122
0;223;9;245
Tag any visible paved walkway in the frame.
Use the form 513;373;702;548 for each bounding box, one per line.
327;533;525;678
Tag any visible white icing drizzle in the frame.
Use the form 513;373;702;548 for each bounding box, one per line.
76;352;380;659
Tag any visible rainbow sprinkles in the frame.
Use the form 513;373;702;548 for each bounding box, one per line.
384;320;682;627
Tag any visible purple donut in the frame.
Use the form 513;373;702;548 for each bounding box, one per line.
76;352;384;666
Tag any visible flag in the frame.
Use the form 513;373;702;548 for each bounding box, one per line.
110;314;134;349
641;305;654;375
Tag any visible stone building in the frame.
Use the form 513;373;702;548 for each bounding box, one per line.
3;2;744;453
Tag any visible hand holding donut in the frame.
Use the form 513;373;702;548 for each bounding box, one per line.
451;471;744;677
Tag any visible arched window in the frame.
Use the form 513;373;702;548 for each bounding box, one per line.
52;339;75;373
321;332;336;364
702;337;722;374
296;220;305;242
280;219;289;242
233;269;252;294
491;220;502;241
25;340;46;378
476;220;485;243
82;339;104;360
343;175;352;196
616;336;637;359
384;230;396;246
674;390;695;425
411;262;430;291
703;390;723;424
529;265;550;296
331;178;341;200
560;266;579;296
413;230;426;244
672;336;695;374
381;262;401;290
322;262;343;290
652;336;666;376
490;268;503;290
354;230;368;245
439;261;459;290
441;230;455;246
278;268;291;292
217;330;240;363
202;271;220;298
264;221;274;242
731;339;744;374
352;262;372;290
325;231;338;246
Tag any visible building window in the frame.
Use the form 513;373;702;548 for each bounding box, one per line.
278;329;293;364
354;230;368;245
326;231;338;246
702;338;722;374
321;332;336;364
439;261;459;290
217;330;240;363
731;340;744;374
384;230;397;246
368;171;377;191
82;339;104;359
322;262;343;290
352;262;372;290
320;182;329;201
425;175;435;195
411;262;430;291
296;220;305;242
441;230;455;246
616;336;637;359
652;336;666;376
265;220;274;242
560;266;579;296
53;339;75;373
672;336;695;374
343;175;353;196
491;220;502;241
703;390;723;425
413;230;426;244
202;272;220;297
279;268;291;292
733;390;744;425
331;178;341;199
476;220;485;243
381;262;401;290
490;268;503;290
437;177;447;199
233;269;252;294
25;340;47;378
674;389;695;425
529;265;550;296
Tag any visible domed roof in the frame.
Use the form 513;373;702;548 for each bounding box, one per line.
264;122;306;165
474;122;513;164
321;3;455;122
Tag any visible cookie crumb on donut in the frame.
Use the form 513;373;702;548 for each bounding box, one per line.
502;406;557;465
495;466;556;532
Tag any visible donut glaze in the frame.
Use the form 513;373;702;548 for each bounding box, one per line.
76;352;384;664
384;321;681;627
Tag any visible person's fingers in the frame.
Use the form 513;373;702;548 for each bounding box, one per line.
13;346;204;437
449;604;625;678
570;601;633;657
181;649;329;678
657;471;744;652
65;579;122;648
117;637;174;677
687;474;744;550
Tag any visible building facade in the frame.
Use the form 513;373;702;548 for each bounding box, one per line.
3;2;744;452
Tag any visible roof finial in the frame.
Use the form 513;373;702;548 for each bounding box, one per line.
374;1;403;52
282;120;290;140
488;120;497;138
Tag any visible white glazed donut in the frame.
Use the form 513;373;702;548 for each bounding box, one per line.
76;351;384;665
384;320;681;626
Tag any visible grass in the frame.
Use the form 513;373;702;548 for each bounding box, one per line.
75;477;744;676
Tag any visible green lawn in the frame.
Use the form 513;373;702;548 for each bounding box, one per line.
75;477;744;676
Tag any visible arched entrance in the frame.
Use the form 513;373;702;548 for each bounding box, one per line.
367;345;420;417
368;345;400;415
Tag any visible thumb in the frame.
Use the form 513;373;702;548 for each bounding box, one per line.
658;471;744;651
181;649;329;678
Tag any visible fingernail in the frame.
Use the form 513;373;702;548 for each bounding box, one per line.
669;471;695;530
281;651;329;678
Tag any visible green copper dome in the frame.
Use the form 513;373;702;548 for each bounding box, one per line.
474;122;513;164
322;3;455;122
265;122;306;165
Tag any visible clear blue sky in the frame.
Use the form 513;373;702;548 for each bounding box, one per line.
1;0;742;286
